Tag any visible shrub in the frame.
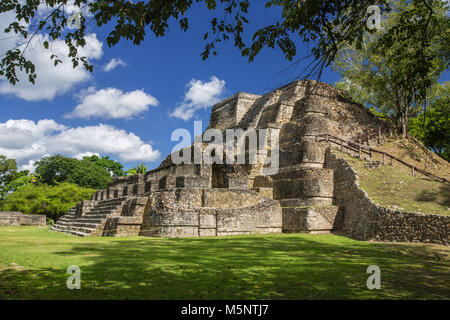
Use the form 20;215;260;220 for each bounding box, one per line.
0;182;95;221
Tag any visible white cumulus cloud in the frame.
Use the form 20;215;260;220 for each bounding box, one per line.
65;87;158;119
103;58;126;72
0;12;103;101
0;119;160;170
171;76;226;120
74;151;100;160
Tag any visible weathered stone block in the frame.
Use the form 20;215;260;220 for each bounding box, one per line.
272;168;334;199
203;189;260;209
228;176;248;189
282;206;340;232
199;211;216;228
199;228;216;237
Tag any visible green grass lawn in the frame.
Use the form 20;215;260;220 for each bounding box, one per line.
0;226;449;300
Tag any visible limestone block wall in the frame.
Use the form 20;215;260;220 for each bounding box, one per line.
325;149;450;245
0;211;46;226
139;190;282;237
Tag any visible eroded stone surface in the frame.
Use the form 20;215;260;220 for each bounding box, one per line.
0;211;46;226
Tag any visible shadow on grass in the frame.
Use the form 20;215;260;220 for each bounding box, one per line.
1;234;449;300
415;182;450;207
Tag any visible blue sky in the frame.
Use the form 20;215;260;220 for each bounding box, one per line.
0;2;447;171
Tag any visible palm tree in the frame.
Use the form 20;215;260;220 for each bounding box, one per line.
126;163;148;176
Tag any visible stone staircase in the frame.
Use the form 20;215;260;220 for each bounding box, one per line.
51;207;77;233
51;197;128;237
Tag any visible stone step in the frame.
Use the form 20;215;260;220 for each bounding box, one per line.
72;222;103;229
88;205;122;211
96;198;128;206
89;204;122;210
84;211;115;217
77;215;108;222
76;217;105;224
58;213;75;218
82;213;114;219
51;226;71;233
52;224;97;237
85;209;117;216
57;218;75;223
57;220;76;225
54;221;74;227
70;225;97;234
58;215;76;220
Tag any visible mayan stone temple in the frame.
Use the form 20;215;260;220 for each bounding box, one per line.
51;79;448;244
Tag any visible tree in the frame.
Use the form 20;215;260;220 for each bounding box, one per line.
409;82;449;161
83;155;125;177
35;154;112;188
0;0;444;101
0;155;17;183
1;170;32;199
126;163;148;176
34;155;77;185
0;155;30;199
69;159;113;188
334;0;448;138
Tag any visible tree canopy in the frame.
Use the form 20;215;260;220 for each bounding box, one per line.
35;154;112;189
0;155;31;199
83;155;125;177
409;82;450;161
0;0;446;103
334;0;449;138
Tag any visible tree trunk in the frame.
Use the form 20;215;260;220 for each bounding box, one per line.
401;117;407;138
399;106;409;139
403;107;409;138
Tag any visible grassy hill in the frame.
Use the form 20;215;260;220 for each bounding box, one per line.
375;138;450;181
331;138;450;216
0;226;449;300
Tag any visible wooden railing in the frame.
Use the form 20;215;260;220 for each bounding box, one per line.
314;133;448;183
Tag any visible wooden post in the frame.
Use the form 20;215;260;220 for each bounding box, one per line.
358;137;362;159
412;166;415;176
378;126;381;144
390;156;393;167
382;152;385;165
326;134;329;143
340;141;343;151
